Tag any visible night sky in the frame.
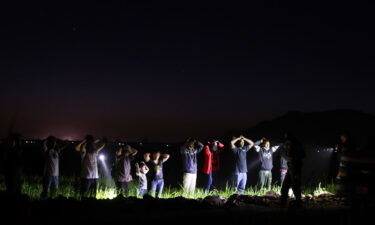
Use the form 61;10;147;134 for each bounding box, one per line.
1;1;374;141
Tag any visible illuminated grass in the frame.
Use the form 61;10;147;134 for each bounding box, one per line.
0;175;336;200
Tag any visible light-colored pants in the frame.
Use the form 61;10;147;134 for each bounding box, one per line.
183;173;197;197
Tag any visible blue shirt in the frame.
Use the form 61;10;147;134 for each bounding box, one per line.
232;145;251;173
180;142;204;173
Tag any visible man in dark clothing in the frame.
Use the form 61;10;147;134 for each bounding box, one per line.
180;138;204;197
75;135;106;198
41;136;69;199
2;133;23;196
279;132;305;207
113;144;138;196
231;136;254;194
254;138;279;190
334;132;357;183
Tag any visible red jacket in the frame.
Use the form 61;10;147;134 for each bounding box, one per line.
202;142;224;174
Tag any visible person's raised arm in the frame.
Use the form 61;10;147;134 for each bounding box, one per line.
161;153;170;162
75;139;86;152
272;145;280;153
196;141;204;153
131;148;138;156
204;145;211;157
144;153;151;162
144;165;149;174
135;163;140;176
243;137;254;149
43;140;48;152
231;137;241;149
253;139;262;152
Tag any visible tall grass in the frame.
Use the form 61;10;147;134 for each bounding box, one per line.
0;175;336;200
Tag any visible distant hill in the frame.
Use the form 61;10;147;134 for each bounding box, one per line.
244;109;375;147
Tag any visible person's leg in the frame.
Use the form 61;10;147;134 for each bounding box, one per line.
157;179;164;198
124;181;131;196
266;171;272;190
205;173;213;193
50;176;59;198
80;179;90;197
280;170;287;186
259;170;266;190
290;167;302;203
92;179;98;198
116;181;122;196
150;180;158;197
189;173;197;196
183;173;189;196
238;173;247;194
280;171;291;205
41;175;52;199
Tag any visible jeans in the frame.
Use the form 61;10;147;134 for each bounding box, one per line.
258;170;272;190
150;179;164;198
80;178;98;198
205;173;213;192
234;172;247;194
183;173;197;197
41;175;59;199
116;181;131;196
138;189;147;197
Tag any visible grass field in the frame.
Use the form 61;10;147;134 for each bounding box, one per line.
0;175;336;200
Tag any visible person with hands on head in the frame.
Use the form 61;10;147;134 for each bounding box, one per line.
144;150;170;198
75;135;106;198
113;144;138;196
202;140;224;193
253;138;279;190
41;136;70;199
231;135;254;194
180;137;204;197
135;161;149;198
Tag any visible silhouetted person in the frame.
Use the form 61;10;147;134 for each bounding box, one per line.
41;136;69;199
202;140;224;193
334;132;357;183
279;132;305;207
144;150;170;198
180;138;204;197
231;135;254;194
253;138;280;190
2;133;23;196
113;144;138;196
76;135;106;198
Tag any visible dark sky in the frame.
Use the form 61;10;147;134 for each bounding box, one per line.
1;1;374;141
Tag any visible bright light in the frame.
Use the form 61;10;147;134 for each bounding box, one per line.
99;154;105;161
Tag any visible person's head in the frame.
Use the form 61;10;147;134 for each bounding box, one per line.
262;139;270;149
186;138;196;149
152;151;161;160
139;162;147;173
46;136;57;149
210;140;218;151
85;135;94;144
238;139;244;148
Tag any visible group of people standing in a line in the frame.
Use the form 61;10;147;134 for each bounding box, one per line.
1;131;354;207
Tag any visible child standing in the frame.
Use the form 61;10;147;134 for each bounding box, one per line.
135;161;149;198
